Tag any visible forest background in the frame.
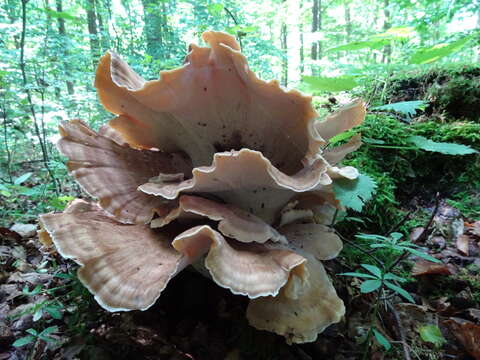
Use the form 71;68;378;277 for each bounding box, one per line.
1;0;480;359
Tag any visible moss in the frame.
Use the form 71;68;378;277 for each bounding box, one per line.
336;111;480;233
378;64;480;122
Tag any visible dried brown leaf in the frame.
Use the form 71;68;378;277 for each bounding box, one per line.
444;318;480;360
411;259;454;276
456;235;470;256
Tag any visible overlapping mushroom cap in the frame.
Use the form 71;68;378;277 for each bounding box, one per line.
39;31;366;344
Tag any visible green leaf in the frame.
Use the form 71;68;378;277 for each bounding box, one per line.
355;234;389;242
43;8;80;21
302;76;358;92
14;172;33;185
373;328;392;350
408;136;477;155
22;284;42;296
360;279;382;293
45;306;63;320
418;324;446;347
33;308;43;322
383;273;407;282
401;247;441;263
409;35;472;64
390;232;403;242
333;174;377;212
373;26;414;40
26;328;38;336
13;335;35;347
40;326;58;336
339;272;378;279
384;281;415;303
360;264;383;279
207;3;224;17
327;39;387;52
328;27;413;53
372;101;428;119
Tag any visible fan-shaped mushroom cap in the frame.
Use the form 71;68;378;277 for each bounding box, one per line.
152;195;287;244
140;149;331;224
95;31;324;174
246;253;345;344
281;223;343;260
315;99;366;142
172;225;306;298
323;134;362;165
57;120;191;224
39;203;185;311
327;165;359;180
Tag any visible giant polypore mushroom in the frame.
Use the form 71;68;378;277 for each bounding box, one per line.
39;31;366;344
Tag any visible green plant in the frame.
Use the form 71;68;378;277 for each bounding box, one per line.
12;326;59;347
337;230;442;356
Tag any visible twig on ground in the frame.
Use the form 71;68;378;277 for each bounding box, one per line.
386;300;411;360
416;192;440;243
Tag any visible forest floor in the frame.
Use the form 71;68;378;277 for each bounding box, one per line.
1;198;480;360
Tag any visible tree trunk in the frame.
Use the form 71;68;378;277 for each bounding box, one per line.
311;0;322;75
311;0;318;60
141;0;164;59
280;13;288;87
382;0;391;63
86;0;100;64
96;1;110;52
344;3;352;42
19;0;59;193
56;0;74;95
299;0;304;75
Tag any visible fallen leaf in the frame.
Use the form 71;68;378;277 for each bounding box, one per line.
457;235;470;256
465;221;480;237
412;259;454;276
410;227;424;242
0;227;22;242
444;318;480;360
418;324;446;347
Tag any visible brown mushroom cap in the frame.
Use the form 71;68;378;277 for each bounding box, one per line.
40;29;368;344
246;252;345;344
280;223;343;261
152;195;287;244
95;31;323;174
140;149;331;224
172;225;306;298
57;120;191;224
39;201;185;311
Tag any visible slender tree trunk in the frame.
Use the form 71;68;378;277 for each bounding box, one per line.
56;0;74;95
299;0;304;75
317;0;322;59
344;3;352;42
96;1;110;52
382;0;391;63
311;0;318;60
477;5;480;62
141;0;164;59
19;0;59;194
280;25;288;86
86;0;100;64
1;101;13;183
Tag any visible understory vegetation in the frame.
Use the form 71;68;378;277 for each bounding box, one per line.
1;0;480;359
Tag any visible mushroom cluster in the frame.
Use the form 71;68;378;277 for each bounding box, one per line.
39;31;366;344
